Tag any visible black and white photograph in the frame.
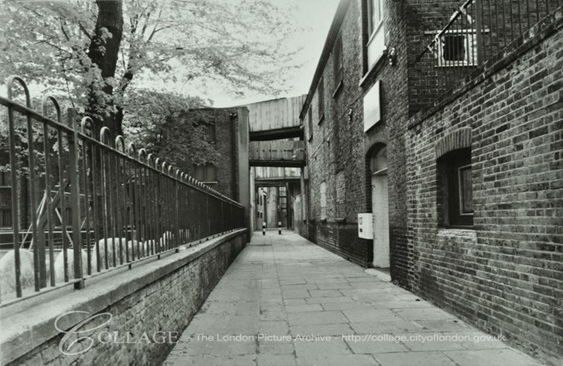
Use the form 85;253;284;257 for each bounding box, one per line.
0;0;561;365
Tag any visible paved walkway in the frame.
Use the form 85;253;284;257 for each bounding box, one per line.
164;231;541;366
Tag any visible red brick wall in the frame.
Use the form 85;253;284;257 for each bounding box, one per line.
304;0;371;266
302;1;561;363
405;13;562;365
304;0;412;268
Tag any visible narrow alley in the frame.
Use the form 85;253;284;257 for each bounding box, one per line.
165;232;541;366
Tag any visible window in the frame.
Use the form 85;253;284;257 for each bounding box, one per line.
0;171;11;186
317;77;325;121
368;0;384;35
333;33;343;89
363;81;382;132
194;163;217;182
0;171;11;228
438;148;473;227
435;30;478;67
307;107;313;141
204;123;216;143
365;0;386;68
320;182;327;220
370;146;387;174
336;172;346;218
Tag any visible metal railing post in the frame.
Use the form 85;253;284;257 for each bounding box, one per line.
67;109;84;289
0;75;247;302
475;0;484;66
42;96;61;287
6;77;24;298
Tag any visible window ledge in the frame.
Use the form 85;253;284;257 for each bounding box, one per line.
332;81;343;98
372;167;388;177
437;228;477;241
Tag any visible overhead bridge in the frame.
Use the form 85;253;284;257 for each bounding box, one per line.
247;95;306;142
249;125;303;141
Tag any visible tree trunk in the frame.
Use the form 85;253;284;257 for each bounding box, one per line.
87;0;124;140
113;68;134;136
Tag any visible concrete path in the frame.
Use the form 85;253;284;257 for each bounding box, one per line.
164;231;541;366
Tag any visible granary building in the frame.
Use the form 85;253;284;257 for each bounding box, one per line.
298;0;562;364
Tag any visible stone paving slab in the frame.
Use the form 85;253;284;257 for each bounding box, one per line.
164;231;542;366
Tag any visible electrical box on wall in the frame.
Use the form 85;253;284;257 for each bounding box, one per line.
358;213;373;239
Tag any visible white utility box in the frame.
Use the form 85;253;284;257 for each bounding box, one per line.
358;213;373;239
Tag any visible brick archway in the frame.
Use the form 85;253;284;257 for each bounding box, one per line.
435;127;472;159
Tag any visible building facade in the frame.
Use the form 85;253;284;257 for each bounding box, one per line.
183;107;247;201
300;0;562;364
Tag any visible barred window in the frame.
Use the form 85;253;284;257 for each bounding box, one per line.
436;31;478;67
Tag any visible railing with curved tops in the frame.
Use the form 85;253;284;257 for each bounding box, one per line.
412;0;560;113
0;76;245;304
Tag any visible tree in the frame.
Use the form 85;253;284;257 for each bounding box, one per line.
0;0;298;138
86;0;124;136
124;89;220;170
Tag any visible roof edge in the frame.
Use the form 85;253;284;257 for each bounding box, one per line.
299;0;352;119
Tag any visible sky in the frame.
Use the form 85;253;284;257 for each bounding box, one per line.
215;0;341;107
139;0;341;108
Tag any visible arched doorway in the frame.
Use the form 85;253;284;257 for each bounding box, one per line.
370;146;389;268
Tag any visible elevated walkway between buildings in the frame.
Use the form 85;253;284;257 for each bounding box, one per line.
247;96;306;142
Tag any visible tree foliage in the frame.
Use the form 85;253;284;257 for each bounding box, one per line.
124;89;220;169
0;0;298;139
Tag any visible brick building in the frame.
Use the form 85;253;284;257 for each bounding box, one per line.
183;107;246;201
183;107;251;230
300;0;562;364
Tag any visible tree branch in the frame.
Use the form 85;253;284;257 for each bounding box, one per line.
146;6;164;42
36;40;69;54
77;22;92;40
59;19;71;41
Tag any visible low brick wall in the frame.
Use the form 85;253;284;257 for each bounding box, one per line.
0;229;247;366
309;221;372;268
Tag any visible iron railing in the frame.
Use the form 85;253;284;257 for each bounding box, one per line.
0;76;245;303
413;0;560;111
